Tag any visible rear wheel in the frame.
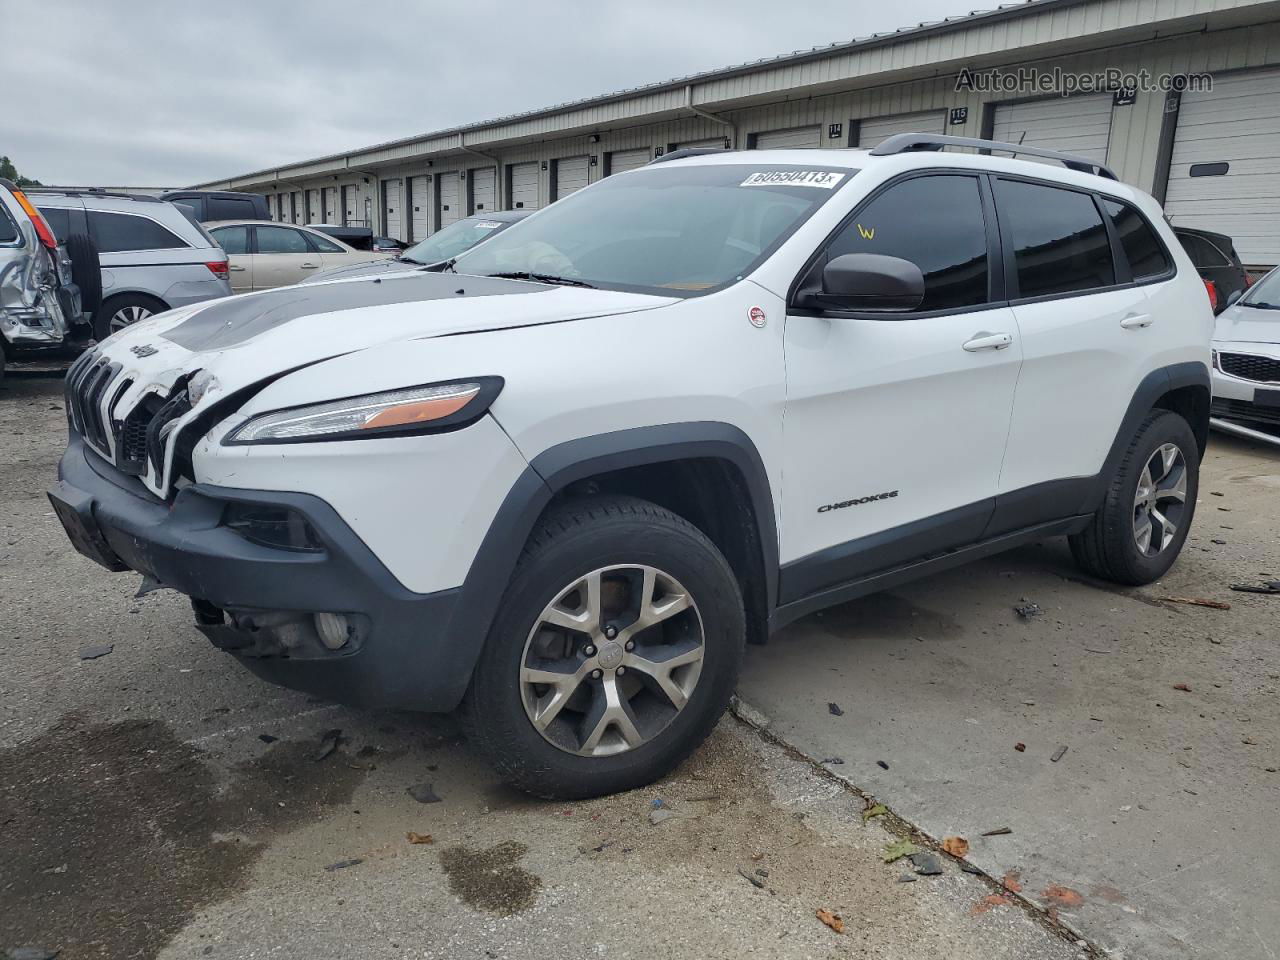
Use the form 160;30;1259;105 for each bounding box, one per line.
1069;410;1199;585
463;495;745;799
93;293;167;340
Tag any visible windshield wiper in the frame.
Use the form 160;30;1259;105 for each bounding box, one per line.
485;271;595;288
1244;300;1280;309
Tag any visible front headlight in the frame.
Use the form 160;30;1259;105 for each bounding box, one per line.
225;377;503;445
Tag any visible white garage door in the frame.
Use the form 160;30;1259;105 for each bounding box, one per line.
608;147;651;174
856;110;947;148
554;156;590;200
323;187;337;224
753;126;822;149
382;179;403;240
437;172;461;228
291;192;303;223
509;162;539;210
674;137;728;150
408;176;429;240
1165;68;1280;267
992;94;1114;164
470;167;496;213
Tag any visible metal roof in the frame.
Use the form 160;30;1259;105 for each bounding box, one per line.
197;0;1089;187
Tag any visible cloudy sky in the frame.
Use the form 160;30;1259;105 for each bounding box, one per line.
4;0;980;187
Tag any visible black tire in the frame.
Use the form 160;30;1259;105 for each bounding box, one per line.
0;336;6;386
1069;410;1199;585
463;495;746;799
93;292;167;341
64;233;101;317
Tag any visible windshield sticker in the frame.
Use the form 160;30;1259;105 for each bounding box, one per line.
475;222;503;230
740;170;845;190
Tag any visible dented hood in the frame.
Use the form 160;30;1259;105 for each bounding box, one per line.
99;270;676;397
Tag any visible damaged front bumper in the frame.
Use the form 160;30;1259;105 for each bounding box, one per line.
49;434;477;712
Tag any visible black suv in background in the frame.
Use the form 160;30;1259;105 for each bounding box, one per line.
1175;227;1253;314
159;190;270;223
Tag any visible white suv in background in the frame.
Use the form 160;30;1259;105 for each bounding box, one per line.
32;190;231;338
49;137;1212;799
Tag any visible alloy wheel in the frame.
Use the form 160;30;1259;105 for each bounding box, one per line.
1133;442;1188;556
110;304;153;333
519;564;705;757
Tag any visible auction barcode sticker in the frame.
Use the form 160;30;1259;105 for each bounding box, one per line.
740;170;845;189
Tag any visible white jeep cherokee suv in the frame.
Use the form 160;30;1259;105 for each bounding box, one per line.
49;136;1212;798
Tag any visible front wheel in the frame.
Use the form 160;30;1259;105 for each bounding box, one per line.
463;495;745;799
1069;410;1199;585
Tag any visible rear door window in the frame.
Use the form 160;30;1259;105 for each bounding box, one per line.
1101;199;1172;281
37;206;72;240
307;232;344;253
1178;233;1229;269
208;197;257;220
254;225;311;254
210;225;249;255
88;210;187;252
0;204;17;243
995;179;1115;298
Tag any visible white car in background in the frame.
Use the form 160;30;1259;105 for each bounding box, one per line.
1210;265;1280;445
206;221;389;292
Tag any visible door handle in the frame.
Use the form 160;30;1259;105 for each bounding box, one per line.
1120;313;1153;329
962;331;1013;352
229;265;245;272
300;262;319;269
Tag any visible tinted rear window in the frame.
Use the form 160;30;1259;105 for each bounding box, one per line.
88;210;187;252
996;179;1114;298
208;197;258;220
37;206;71;240
1178;233;1229;269
1102;199;1171;281
0;204;17;243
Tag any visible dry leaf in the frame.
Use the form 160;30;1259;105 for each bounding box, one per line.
882;839;920;863
970;894;1012;917
1173;683;1191;692
1001;871;1022;893
1043;884;1085;909
862;803;888;822
942;836;969;858
406;831;433;844
816;908;845;934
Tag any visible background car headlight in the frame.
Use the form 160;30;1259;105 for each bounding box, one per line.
225;377;503;444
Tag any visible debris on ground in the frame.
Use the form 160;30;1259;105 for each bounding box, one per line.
257;734;278;744
982;826;1013;837
1161;596;1231;610
909;852;943;876
862;803;888;822
1002;871;1023;892
406;832;433;844
1014;742;1027;752
78;644;113;661
898;873;918;883
1051;745;1068;763
970;893;1014;917
876;760;889;770
960;862;983;874
1173;683;1192;692
821;757;845;765
1211;538;1228;545
1013;601;1042;619
6;949;60;960
882;839;921;863
1043;884;1085;909
942;836;969;858
649;807;682;826
815;908;845;934
323;858;363;872
407;783;442;804
827;702;844;716
737;868;766;889
1230;580;1280;595
312;728;342;762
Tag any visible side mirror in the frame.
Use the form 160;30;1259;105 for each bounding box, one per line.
815;253;925;312
1226;287;1244;308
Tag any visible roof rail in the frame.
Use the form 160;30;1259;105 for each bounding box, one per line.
648;147;733;165
868;133;1118;181
25;187;162;203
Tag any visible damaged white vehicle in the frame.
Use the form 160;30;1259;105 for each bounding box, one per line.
0;178;98;380
1211;265;1280;446
49;138;1212;798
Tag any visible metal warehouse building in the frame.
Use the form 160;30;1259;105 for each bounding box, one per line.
198;0;1280;269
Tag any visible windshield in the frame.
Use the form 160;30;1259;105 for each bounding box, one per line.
452;164;854;295
402;217;512;264
1242;267;1280;309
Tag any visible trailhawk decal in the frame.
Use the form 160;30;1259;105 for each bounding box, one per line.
817;490;899;513
741;170;846;189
